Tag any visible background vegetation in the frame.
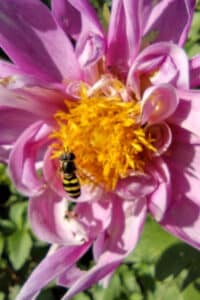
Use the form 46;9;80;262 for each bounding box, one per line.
1;1;200;299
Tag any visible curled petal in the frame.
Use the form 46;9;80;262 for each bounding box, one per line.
52;0;103;41
8;121;51;196
141;84;179;124
29;187;88;245
128;42;189;98
148;158;171;222
0;0;80;82
65;81;83;100
52;0;105;71
189;54;200;88
142;0;195;46
77;33;105;68
16;242;91;300
145;122;172;156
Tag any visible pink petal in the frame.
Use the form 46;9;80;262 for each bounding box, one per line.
161;196;200;250
62;197;147;300
52;0;105;69
189;54;200;88
128;42;189;98
0;85;65;121
116;172;156;200
145;122;172;156
52;0;103;41
169;89;200;137
148;158;171;222
8;121;51;196
75;197;112;240
0;107;38;162
142;0;195;46
107;0;142;75
141;84;179;124
164;125;200;209
58;265;86;288
77;33;105;69
16;242;91;300
0;74;40;89
0;0;81;82
62;253;122;300
0;59;22;77
29;187;88;245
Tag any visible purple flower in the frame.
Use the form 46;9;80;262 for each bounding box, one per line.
0;0;200;299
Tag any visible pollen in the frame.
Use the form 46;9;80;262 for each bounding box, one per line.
50;78;156;190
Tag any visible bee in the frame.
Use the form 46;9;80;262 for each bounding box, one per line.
59;151;81;198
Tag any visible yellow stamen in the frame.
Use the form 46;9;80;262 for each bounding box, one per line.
50;80;156;190
0;76;15;87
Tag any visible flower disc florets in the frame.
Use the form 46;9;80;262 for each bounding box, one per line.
51;76;156;190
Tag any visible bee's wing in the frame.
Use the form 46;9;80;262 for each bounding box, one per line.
43;158;65;194
76;168;98;189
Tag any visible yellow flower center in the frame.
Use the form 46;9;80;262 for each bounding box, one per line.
50;77;155;190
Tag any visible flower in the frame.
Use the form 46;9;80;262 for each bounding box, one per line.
0;0;200;299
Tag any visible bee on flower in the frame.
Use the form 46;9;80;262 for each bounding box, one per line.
0;0;200;299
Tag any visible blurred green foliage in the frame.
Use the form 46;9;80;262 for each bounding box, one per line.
185;5;200;57
1;1;200;300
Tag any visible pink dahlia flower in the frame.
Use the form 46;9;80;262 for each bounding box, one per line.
0;0;200;299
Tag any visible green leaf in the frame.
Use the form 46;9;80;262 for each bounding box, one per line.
9;202;28;229
0;233;4;257
0;265;12;293
0;163;11;186
182;280;200;300
72;294;90;300
0;293;5;300
7;229;32;270
0;219;16;235
101;3;110;28
0;292;5;300
119;265;141;294
36;289;55;300
149;280;184;300
185;11;200;57
101;273;122;300
188;12;200;40
129;294;143;300
9;285;20;300
155;243;200;281
126;216;177;264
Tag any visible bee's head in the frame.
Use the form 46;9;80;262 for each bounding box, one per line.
60;151;75;161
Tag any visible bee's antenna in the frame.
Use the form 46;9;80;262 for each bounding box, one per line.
64;145;69;153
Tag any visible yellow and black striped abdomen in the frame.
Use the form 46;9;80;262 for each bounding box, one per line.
63;173;81;198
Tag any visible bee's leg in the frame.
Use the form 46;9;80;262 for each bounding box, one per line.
64;200;78;219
